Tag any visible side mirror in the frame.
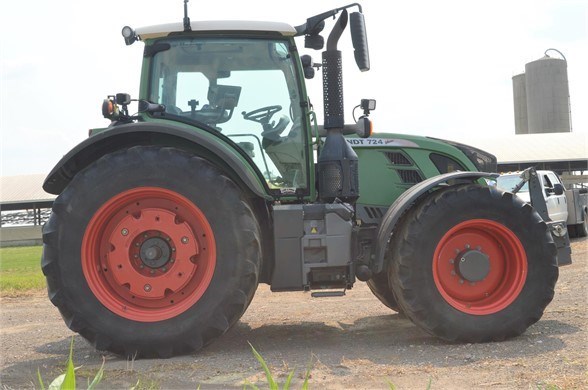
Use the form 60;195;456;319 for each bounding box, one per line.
553;183;565;196
301;55;316;79
350;12;370;71
356;116;372;138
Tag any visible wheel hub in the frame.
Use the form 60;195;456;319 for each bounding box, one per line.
140;237;171;268
457;249;490;282
82;187;217;322
432;219;528;315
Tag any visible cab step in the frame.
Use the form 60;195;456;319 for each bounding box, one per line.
311;290;346;298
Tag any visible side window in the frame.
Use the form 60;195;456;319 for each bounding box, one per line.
542;174;553;189
148;38;309;192
548;173;561;186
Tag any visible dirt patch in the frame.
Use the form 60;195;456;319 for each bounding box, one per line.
1;237;586;389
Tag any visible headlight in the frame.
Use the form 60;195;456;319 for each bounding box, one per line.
431;138;497;173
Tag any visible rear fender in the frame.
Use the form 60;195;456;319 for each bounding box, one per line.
43;122;271;200
373;171;497;273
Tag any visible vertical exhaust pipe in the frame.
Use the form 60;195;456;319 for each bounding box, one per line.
318;10;360;203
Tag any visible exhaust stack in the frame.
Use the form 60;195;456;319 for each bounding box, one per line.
318;10;359;203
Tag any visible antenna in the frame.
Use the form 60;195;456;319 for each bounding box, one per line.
183;0;191;31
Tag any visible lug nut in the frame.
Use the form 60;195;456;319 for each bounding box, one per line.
181;237;189;244
121;228;129;236
162;267;167;272
144;284;152;292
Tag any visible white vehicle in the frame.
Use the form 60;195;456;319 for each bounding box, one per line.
566;188;588;237
496;170;568;223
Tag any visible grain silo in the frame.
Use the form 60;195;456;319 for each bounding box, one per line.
523;49;572;134
512;73;528;134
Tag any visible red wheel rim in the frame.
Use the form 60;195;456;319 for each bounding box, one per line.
82;187;216;322
432;219;527;315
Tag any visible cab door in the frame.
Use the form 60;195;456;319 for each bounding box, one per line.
542;172;568;223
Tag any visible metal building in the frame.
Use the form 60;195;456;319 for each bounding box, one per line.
512;49;572;134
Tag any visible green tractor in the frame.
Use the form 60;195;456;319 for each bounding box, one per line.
41;2;570;358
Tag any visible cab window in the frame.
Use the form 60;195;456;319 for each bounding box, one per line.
148;38;309;191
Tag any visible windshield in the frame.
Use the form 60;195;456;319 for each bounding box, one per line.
148;37;308;191
496;175;528;192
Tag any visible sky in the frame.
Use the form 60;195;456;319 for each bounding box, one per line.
1;0;587;176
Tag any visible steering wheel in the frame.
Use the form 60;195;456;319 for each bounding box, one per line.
242;105;290;141
242;105;282;124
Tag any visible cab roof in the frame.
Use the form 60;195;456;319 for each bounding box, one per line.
135;21;297;40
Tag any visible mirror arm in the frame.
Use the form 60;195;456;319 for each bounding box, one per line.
295;3;363;36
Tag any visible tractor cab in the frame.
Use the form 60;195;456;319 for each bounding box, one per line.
101;3;373;201
142;33;310;192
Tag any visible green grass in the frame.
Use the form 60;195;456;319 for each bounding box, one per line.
245;343;311;390
38;337;104;390
0;245;45;295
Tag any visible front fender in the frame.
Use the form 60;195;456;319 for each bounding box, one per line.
43;122;271;200
372;171;498;273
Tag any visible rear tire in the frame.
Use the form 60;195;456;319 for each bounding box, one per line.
388;184;558;342
42;146;262;357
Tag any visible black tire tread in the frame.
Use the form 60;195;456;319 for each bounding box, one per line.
366;271;401;312
388;184;558;343
41;146;262;357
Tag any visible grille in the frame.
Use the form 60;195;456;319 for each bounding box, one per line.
397;169;424;184
384;151;412;166
364;207;384;219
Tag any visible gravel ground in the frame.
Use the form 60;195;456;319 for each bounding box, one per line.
1;237;586;389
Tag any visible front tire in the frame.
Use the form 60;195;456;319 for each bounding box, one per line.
366;271;401;312
42;146;262;357
388;184;558;342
